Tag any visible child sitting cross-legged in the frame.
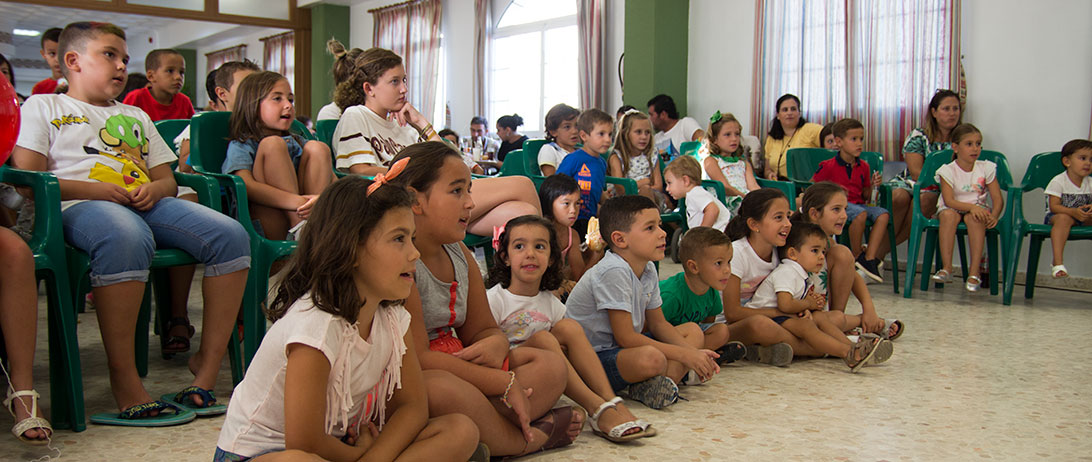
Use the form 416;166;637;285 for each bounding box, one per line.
566;196;721;409
657;227;746;363
486;215;654;443
663;155;731;230
746;222;893;372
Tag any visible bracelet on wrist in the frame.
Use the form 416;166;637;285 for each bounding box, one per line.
500;371;516;408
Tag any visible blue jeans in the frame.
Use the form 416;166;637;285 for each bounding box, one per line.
845;202;889;223
62;198;251;287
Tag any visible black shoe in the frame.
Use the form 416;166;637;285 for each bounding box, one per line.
715;341;747;365
855;254;884;283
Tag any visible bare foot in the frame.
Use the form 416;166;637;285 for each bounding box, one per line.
109;369;159;416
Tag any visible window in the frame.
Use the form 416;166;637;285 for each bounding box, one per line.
489;0;579;134
754;0;959;157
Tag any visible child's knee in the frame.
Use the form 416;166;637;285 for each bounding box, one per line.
1051;214;1075;226
257;135;289;152
551;318;583;341
628;346;667;376
677;322;703;338
431;413;479;446
828;244;853;266
527;330;560;350
302;140;331;159
706;322;730;342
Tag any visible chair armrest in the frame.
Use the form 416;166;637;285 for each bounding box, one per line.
701;180;727;204
606;176;638;196
0;168;64;255
173;171;220;213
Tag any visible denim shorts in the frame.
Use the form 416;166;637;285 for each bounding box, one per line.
845;203;889;223
62;198;251;287
596;347;631;392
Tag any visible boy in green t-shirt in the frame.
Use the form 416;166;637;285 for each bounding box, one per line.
659;227;746;364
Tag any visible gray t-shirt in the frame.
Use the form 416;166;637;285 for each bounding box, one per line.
565;251;662;352
415;242;468;341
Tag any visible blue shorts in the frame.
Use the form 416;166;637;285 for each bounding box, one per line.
596;347;632;392
698;322;717;331
845;203;889;223
772;316;790;324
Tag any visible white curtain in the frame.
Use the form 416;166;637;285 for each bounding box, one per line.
752;0;962;159
577;0;607;110
206;45;246;76
373;0;443;122
262;32;295;89
473;0;492;121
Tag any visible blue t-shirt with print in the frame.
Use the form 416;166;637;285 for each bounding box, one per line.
556;149;607;220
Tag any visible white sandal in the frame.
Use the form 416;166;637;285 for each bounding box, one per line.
589;397;654;443
4;389;52;445
1052;265;1069;279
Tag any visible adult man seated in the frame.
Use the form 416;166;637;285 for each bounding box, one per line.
647;94;704;162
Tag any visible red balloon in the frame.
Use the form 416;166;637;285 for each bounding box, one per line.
0;76;20;165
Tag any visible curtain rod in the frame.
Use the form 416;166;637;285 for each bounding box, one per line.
205;44;246;57
368;0;426;14
260;31;294;42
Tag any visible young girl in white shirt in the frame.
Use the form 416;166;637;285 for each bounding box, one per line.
701;111;759;214
608;110;663;203
215;176;480;462
537;104;581;176
1044;139;1092;279
932;124;1003;292
485;215;653;443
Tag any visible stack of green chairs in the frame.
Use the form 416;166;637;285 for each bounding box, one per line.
902;149;1013;298
1004;151;1092;305
189;111;296;366
0;167;85;431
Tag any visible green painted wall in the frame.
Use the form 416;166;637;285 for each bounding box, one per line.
623;0;690;116
177;48;198;107
309;4;351;117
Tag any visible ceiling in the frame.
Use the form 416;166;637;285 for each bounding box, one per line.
0;1;180;38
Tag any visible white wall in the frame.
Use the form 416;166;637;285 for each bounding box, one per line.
187;27;288;108
687;0;1092;279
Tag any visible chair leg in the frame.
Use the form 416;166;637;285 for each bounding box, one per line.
987;232;999;295
1004;230;1025;305
903;226;922;298
150;269;173;356
922;230;938;292
956;233;969;282
1025;235;1043;299
135;288;152;378
888;221;899;293
43;270;86;432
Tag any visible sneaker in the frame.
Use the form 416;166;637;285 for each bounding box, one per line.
679;370;706;386
857;268;879;285
715;341;747;365
287;220;307;241
622;376;679;409
744;343;793;367
855;254;884;283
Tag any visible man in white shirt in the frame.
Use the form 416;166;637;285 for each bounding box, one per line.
647;94;705;158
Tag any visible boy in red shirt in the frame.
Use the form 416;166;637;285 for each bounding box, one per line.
31;28;64;95
122;49;194;121
811;118;889;283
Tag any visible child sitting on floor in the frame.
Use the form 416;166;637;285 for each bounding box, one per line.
664;155;730;230
746;222;893;372
657;227;746;363
1044;139;1092;279
216;177;481;462
486;215;654;443
566;196;721;409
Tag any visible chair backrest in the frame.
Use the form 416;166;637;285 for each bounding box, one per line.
522;138;547;175
315;119;338;149
1021;151;1064;192
189;111;233;175
154;119;190;155
859;151;884;175
498;149;526;176
786;147;836;182
679;140;701;158
917;149;1013;191
291;119;317;141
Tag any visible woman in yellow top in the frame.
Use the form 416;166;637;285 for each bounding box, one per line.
763;94;823;180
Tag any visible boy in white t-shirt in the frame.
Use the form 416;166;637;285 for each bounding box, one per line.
663;155;730;230
13;22;251;426
1044;139;1092;278
746;223;892;372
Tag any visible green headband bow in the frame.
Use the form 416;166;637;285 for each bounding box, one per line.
710;111;722;123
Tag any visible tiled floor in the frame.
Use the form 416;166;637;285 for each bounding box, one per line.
3;263;1092;462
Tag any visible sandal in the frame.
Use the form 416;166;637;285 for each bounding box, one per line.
161;385;227;416
1052;265;1069;279
882;319;904;341
4;389;52;445
527;406;586;453
931;269;953;283
163;317;195;356
843;336;891;373
589;397;654;443
965;275;982;293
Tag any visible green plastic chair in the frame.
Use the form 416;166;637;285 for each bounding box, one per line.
521;139;548;176
315;119;337;149
1003;151;1092;305
154;119;190;154
189;111;297;366
902;150;1013;298
859;151;901;292
679;140;701;159
498;149;528;177
785;147;837;192
0;167;85;431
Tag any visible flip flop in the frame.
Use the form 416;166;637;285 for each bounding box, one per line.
90;400;196;427
161;386;227;417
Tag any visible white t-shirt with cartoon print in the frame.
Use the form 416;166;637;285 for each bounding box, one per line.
16;94;176;210
486;285;567;347
333;105;421;170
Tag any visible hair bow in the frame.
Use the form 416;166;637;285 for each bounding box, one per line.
710;110;723;123
492;224;506;251
367;157;411;196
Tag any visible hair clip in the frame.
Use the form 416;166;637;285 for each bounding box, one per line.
491;223;506;251
710;110;723;123
367;157;410;196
